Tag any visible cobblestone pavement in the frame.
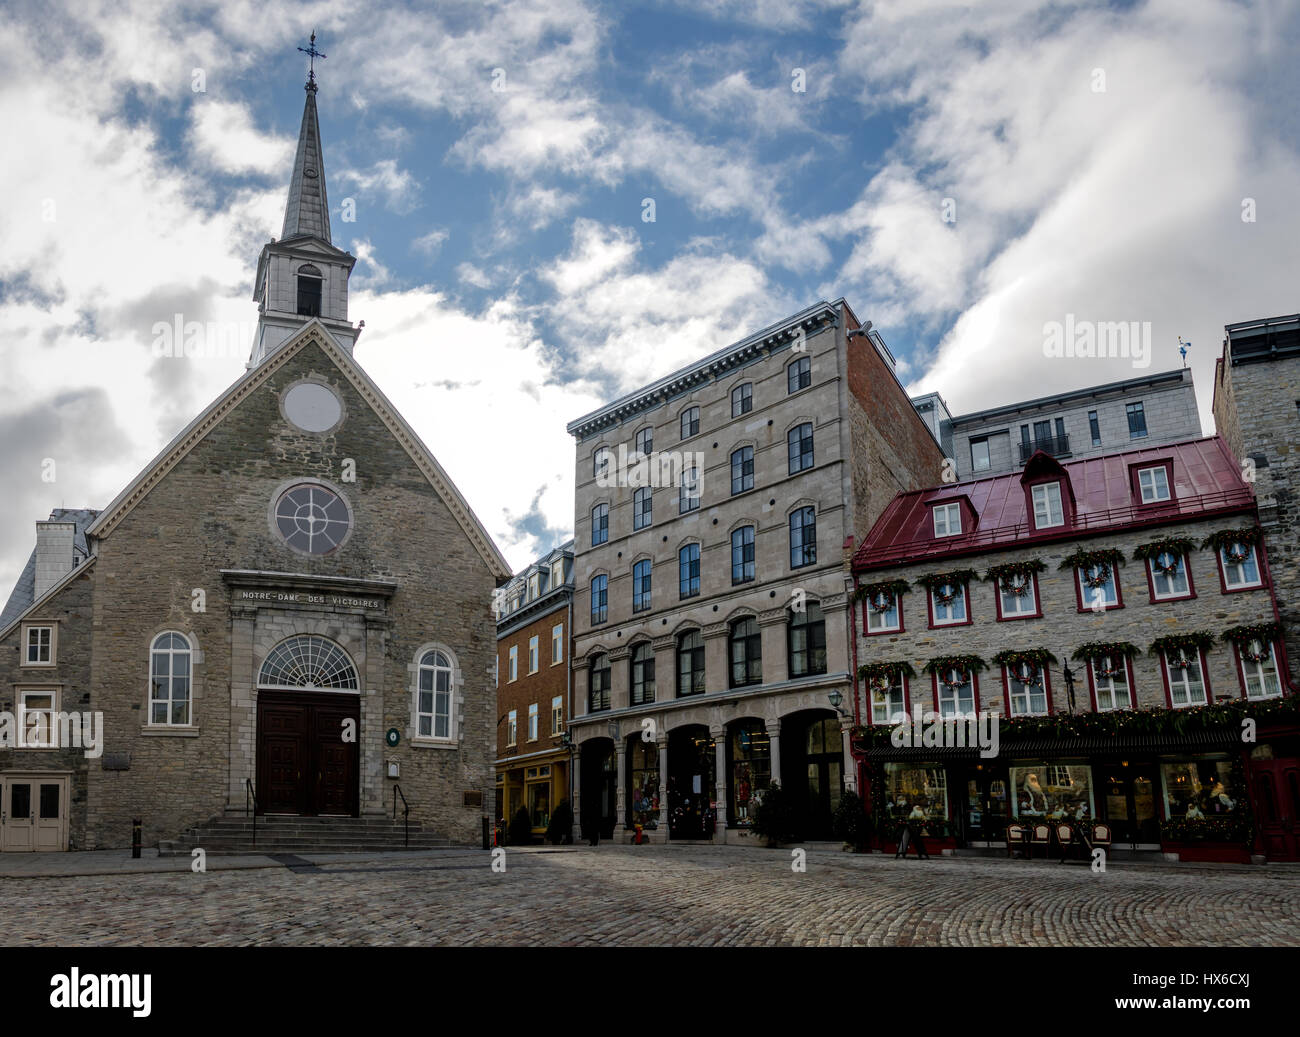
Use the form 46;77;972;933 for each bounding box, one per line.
3;845;1297;946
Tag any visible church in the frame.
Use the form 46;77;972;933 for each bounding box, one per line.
0;58;510;852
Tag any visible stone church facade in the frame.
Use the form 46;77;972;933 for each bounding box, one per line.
0;72;509;851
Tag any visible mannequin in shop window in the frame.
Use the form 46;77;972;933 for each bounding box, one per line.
1024;772;1047;813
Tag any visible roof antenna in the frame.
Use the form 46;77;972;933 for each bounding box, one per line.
1178;336;1191;368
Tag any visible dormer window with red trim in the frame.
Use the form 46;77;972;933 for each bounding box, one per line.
1129;458;1176;507
1030;483;1064;529
1020;453;1075;533
932;502;962;537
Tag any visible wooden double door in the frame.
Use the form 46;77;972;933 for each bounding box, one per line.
1253;759;1300;861
0;775;68;851
256;691;360;816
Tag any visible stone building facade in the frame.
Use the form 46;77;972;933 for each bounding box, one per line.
494;542;574;842
0;73;510;852
852;435;1298;862
565;300;943;843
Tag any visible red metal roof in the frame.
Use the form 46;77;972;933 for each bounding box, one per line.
853;435;1254;572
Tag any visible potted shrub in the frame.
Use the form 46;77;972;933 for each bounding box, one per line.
752;782;801;847
833;790;870;851
547;800;574;845
508;806;534;846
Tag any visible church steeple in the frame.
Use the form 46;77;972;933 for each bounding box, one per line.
248;33;358;369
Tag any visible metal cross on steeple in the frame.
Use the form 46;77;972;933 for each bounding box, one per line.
298;31;326;88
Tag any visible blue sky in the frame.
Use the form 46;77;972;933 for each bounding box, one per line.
2;0;1299;594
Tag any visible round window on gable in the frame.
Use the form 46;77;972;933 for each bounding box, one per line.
273;482;352;555
283;381;343;433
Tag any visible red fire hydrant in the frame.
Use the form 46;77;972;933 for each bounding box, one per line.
634;822;644;844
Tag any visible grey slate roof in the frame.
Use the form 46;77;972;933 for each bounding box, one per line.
281;85;332;243
0;508;99;632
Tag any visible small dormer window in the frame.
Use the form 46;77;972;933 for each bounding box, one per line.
1137;465;1171;503
297;265;323;316
933;502;962;537
1031;483;1064;528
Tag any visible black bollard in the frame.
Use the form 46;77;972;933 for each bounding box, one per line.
481;816;489;850
131;818;142;859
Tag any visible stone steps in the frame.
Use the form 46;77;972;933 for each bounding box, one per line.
159;813;455;856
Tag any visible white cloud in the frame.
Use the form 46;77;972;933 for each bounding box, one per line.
187;100;294;176
335;159;420;214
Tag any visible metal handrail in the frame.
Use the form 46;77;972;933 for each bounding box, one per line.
1019;434;1070;463
393;784;409;848
856;486;1256;570
245;778;258;848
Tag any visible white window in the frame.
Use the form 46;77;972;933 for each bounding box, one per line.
1077;564;1119;610
528;572;543;599
18;688;58;748
528;702;539;741
24;625;54;666
1089;656;1130;711
551;559;565;588
528;635;539;674
1006;664;1048;716
1220;543;1262;589
508;645;518;682
865;591;901;633
1239;641;1282;700
1137;465;1171;503
149;632;193;726
997;574;1037;618
937;669;975;717
1164;649;1208;707
869;676;906;725
552;695;563;734
930;582;967;625
552;623;564;664
416;650;454;739
593;446;612;480
1031;483;1064;528
507;709;517;746
932;503;962;537
1149;552;1190;599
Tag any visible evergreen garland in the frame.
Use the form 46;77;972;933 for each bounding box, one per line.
913;568;978;592
854;579;911;603
1149;631;1216;658
1201;526;1262;556
983;559;1047;586
1132;536;1198;572
991;648;1058;670
1071;640;1139;662
922;654;987;688
857;661;918;685
1058;547;1126;572
1222;622;1281;662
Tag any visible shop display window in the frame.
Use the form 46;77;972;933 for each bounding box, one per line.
1161;759;1239;820
629;741;660;828
729;721;770;826
883;763;948;821
1009;763;1093;819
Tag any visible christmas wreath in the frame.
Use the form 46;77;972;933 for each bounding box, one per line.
1201;526;1262;565
857;578;910;614
991;648;1057;687
857;661;918;692
1058;547;1126;574
1222;622;1280;663
1133;536;1197;576
915;569;977;607
1149;631;1215;668
1071;641;1139;678
984;559;1045;597
923;654;986;689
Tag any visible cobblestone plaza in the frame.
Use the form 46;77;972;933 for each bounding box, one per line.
4;846;1297;947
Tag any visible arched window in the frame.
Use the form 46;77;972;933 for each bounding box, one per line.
788;602;826;678
731;382;752;417
680;406;700;439
296;264;323;316
150;632;193;726
417;649;454;739
258;635;359;690
634;426;654;456
729;617;762;689
630;643;656;705
590;654;611;712
677;630;706;696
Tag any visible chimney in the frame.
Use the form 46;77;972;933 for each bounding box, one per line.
34;520;76;599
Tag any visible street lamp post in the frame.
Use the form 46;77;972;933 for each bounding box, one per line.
1062;655;1077;714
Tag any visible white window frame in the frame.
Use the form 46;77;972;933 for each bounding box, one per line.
415;649;455;740
1005;663;1048;717
1137;465;1171;503
528;702;539;741
508;645;518;682
930;583;967;626
17;687;59;749
865;591;902;633
869;677;906;725
1076;564;1119;610
528;636;539;674
932;503;962;538
551;623;564;665
997;574;1038;618
1088;656;1131;712
1219;543;1263;590
1031;482;1064;529
1148;552;1191;600
149;631;194;727
507;709;518;746
1164;648;1208;708
551;695;563;734
936;669;976;718
22;623;55;667
1239;641;1282;700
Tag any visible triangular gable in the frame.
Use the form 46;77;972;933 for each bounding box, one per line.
86;320;512;579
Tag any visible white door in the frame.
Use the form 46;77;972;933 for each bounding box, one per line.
1;776;69;852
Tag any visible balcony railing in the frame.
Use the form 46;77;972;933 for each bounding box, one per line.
1019;434;1070;463
855;485;1256;570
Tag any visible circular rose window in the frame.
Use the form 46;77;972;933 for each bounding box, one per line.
283;381;342;433
273;483;351;555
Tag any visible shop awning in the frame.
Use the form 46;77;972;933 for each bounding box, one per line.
861;727;1241;761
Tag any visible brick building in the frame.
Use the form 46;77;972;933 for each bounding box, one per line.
565;300;942;843
852;434;1298;862
0;71;510;852
494;541;574;842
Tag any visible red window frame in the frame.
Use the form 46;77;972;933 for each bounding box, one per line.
930;669;981;715
1129;459;1176;507
867;674;911;725
1021;476;1075;531
1072;562;1125;613
1143;551;1197;603
1001;663;1054;716
1157;646;1212;708
926;580;973;629
1230;639;1283;701
1084;655;1135;711
992;572;1043;622
1214;542;1266;594
861;589;904;636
